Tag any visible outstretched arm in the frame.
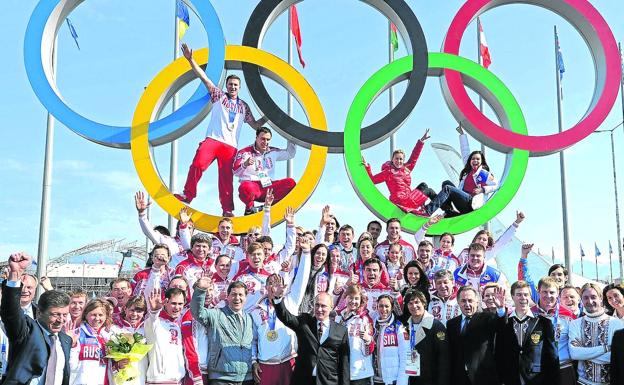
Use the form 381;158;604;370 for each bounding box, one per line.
363;157;387;184
517;243;539;304
181;43;216;93
404;129;429;171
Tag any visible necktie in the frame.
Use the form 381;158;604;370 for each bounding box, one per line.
461;317;471;335
318;321;324;340
45;334;58;385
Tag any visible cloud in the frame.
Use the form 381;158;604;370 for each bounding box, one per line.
0;158;27;172
56;160;92;172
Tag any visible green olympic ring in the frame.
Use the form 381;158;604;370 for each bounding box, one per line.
344;52;529;235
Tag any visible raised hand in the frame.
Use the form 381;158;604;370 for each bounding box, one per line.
181;43;193;61
148;287;163;311
521;243;534;257
515;211;526;225
244;156;255;168
420;128;431;142
134;191;151;213
284;206;295;226
299;236;311;253
8;252;32;276
320;205;332;225
40;276;54;291
268;281;285;300
195;276;213;291
426;213;444;227
179;207;192;224
493;286;506;309
264;188;274;208
456;124;465;135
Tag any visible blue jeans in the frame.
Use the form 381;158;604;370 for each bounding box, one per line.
425;185;473;216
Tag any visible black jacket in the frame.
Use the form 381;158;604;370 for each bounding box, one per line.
1;282;71;385
403;315;449;385
447;311;504;385
274;299;350;385
496;314;560;385
611;328;624;385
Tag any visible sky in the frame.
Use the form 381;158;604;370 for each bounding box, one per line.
1;0;624;279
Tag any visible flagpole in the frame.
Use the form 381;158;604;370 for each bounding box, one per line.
286;8;294;178
554;26;573;279
477;18;489;231
609;241;614;282
389;21;396;156
168;0;181;233
580;245;584;277
36;37;57;299
595;245;599;281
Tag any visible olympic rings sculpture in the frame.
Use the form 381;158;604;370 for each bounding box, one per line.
23;0;622;234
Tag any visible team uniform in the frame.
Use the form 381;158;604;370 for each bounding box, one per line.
365;140;429;215
375;238;416;264
531;303;576;381
174;253;214;294
372;314;408;385
211;235;245;262
233;143;296;210
335;309;376;382
428;291;461;326
144;309;202;385
456;221;517;267
232;265;271;312
69;324;111;385
180;87;257;211
453;263;509;293
337;282;402;320
131;267;174;300
568;312;624;385
138;213;191;268
251;249;310;385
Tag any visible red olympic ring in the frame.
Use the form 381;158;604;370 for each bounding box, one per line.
442;0;621;156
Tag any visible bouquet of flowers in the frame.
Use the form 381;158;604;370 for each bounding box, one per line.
105;332;153;385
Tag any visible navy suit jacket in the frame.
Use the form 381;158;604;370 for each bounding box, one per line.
0;282;71;385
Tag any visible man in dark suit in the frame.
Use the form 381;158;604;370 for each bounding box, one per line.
447;285;505;385
0;252;72;385
271;286;350;385
611;328;624;385
497;281;559;385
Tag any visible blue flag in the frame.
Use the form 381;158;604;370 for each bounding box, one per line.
66;18;80;50
580;243;585;257
556;33;565;80
609;240;613;255
176;0;190;40
594;242;601;257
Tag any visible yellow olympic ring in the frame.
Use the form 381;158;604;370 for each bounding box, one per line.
130;45;328;233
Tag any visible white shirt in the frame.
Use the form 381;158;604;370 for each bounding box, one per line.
312;319;330;376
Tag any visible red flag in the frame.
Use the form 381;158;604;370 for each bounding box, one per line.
290;5;305;67
478;18;492;68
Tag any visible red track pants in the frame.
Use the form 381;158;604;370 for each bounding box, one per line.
259;359;295;385
183;138;237;211
238;178;296;209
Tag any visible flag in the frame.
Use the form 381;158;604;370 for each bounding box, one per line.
595;242;601;257
66;18;80;50
556;31;565;80
551;247;555;263
580;243;585;257
132;262;141;270
609;240;614;255
176;0;190;40
478;18;492;68
390;23;399;52
289;5;305;67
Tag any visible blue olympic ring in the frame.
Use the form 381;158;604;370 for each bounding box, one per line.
23;0;226;149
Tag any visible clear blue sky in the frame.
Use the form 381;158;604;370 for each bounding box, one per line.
1;0;623;276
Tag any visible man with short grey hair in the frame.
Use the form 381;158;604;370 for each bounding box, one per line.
175;232;214;290
1;252;72;385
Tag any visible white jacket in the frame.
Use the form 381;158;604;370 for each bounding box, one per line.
138;213;191;268
252;250;311;364
144;311;186;384
233;143;296;182
458;133;499;209
428;294;461;326
69;324;111;385
335;310;375;380
109;323;147;385
372;314;408;385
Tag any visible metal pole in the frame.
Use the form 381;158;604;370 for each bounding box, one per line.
580;246;584;277
620;43;624;136
477;18;489;232
610;130;623;280
595;249;599;281
554;26;572;278
36;37;57;299
286;8;294;178
168;0;181;233
389;21;396;156
609;242;614;283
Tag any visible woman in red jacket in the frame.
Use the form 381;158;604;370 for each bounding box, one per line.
364;129;449;217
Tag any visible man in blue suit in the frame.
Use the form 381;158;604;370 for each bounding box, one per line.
1;252;72;385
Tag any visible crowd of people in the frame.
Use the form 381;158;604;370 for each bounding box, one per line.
2;197;624;385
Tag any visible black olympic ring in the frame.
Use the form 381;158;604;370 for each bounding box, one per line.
241;0;428;153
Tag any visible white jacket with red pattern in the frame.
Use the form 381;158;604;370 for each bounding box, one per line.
335;308;375;380
232;143;296;182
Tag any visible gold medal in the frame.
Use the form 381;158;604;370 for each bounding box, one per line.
267;330;278;341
